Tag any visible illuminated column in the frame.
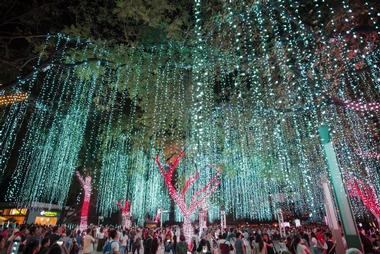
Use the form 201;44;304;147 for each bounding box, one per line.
220;206;226;233
76;171;92;232
322;178;346;254
275;209;285;238
318;126;362;251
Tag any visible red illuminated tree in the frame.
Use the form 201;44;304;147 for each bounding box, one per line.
331;97;380;112
117;200;132;229
155;150;221;245
346;176;380;227
76;171;92;232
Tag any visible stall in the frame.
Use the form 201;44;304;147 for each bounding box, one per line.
0;202;62;225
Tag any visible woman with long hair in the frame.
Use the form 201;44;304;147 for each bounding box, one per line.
293;236;311;254
253;235;267;254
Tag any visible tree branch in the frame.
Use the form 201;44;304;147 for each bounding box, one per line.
0;34;49;40
0;3;59;27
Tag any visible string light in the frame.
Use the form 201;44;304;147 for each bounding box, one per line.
0;93;28;106
0;0;379;224
76;171;92;232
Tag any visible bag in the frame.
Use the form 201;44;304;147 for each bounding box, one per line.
103;240;116;254
165;242;172;252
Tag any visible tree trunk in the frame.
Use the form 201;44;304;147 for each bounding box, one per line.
183;216;193;248
79;189;90;232
169;169;178;223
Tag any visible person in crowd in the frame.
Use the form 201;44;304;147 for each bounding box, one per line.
325;232;336;254
69;239;80;254
61;229;72;251
152;231;160;254
242;232;251;254
292;236;311;254
360;230;374;253
143;231;153;254
74;230;82;248
315;229;327;253
262;234;274;254
164;235;173;254
0;235;6;254
253;234;267;254
286;236;293;253
218;234;233;254
129;229;136;253
109;229;121;254
97;227;106;252
26;226;41;244
346;248;363;254
24;238;41;254
39;237;51;254
132;233;142;254
172;234;177;254
176;235;188;254
309;232;320;254
120;230;129;254
83;228;95;254
50;226;61;245
47;242;69;254
198;234;211;254
234;232;245;254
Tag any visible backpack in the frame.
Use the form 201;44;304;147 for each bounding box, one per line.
103;240;117;254
220;241;233;254
164;242;172;252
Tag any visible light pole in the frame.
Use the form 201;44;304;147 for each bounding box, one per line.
160;209;169;229
220;205;226;233
275;209;285;238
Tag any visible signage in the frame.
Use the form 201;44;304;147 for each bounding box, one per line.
40;211;59;217
10;209;28;216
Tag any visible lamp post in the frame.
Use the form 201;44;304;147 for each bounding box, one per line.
275;209;285;238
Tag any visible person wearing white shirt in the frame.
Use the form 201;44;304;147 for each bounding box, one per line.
120;231;129;254
83;229;95;254
109;229;121;254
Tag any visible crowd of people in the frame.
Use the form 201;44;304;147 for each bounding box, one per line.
0;223;379;254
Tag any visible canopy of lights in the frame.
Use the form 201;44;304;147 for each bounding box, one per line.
0;0;379;224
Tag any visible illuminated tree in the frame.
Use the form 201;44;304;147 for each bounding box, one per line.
346;176;380;227
76;171;92;232
155;150;221;245
117;200;132;229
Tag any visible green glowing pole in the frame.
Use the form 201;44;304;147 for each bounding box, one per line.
318;125;362;251
322;180;346;254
